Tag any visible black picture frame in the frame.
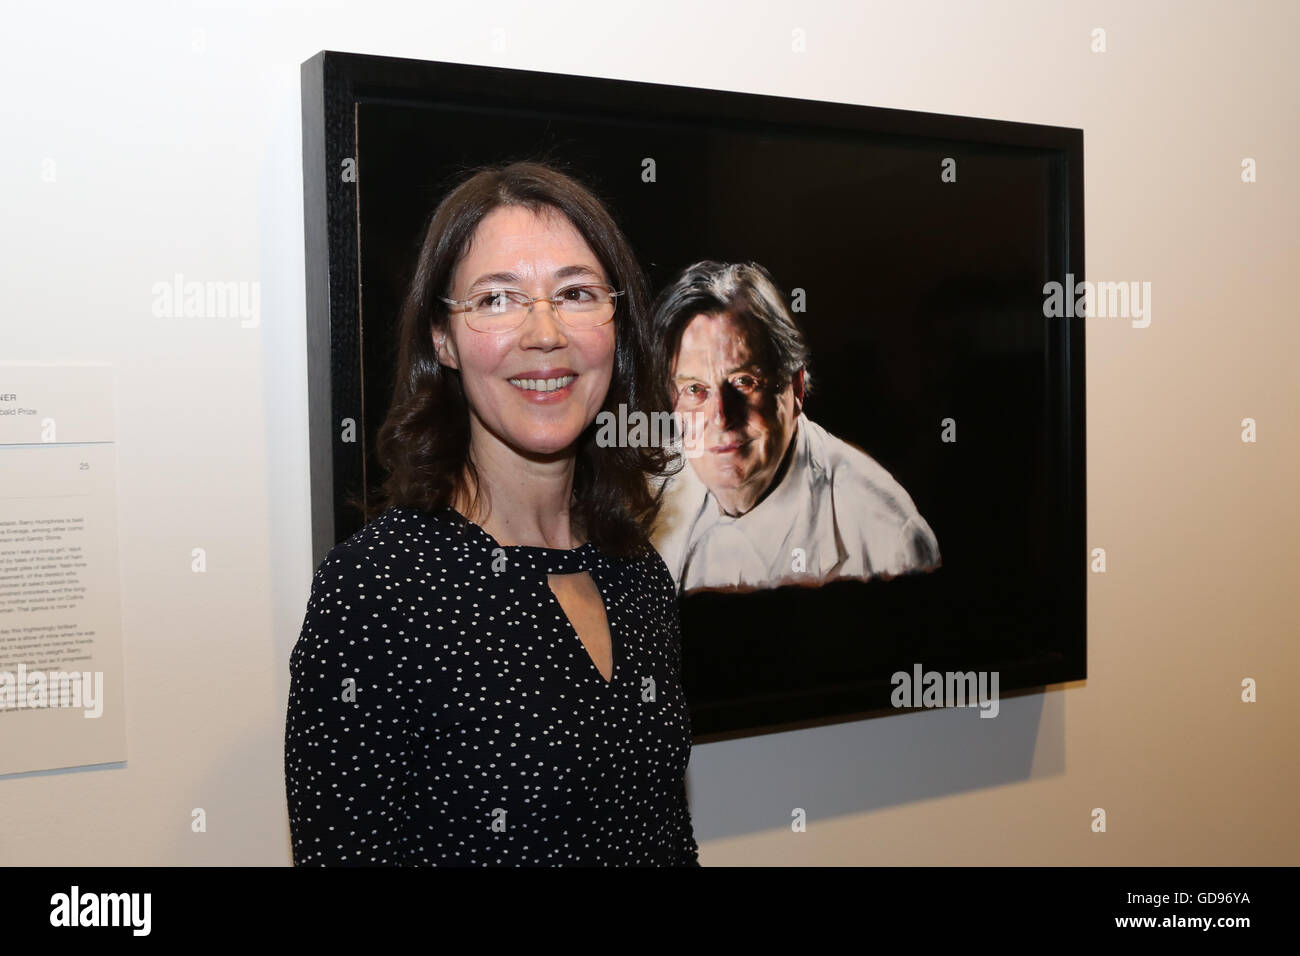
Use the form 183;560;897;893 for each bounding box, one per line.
300;50;1085;741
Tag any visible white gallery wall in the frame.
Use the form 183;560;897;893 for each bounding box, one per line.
1;0;1296;864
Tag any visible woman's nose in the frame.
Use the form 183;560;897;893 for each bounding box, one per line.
519;299;566;343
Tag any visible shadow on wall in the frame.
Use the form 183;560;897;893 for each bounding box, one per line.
686;685;1066;843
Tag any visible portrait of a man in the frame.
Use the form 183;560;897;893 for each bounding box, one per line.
649;261;941;595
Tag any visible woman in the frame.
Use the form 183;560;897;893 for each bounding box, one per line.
284;160;699;866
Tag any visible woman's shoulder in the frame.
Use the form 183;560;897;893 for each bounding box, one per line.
311;505;467;582
294;509;459;683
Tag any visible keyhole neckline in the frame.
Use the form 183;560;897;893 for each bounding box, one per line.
442;505;598;575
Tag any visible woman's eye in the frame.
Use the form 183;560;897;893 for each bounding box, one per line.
560;285;597;302
475;290;515;310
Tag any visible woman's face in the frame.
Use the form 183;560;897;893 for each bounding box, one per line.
435;204;617;461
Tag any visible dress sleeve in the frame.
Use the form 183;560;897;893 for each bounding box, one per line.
284;547;409;865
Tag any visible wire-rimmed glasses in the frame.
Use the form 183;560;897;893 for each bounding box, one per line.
440;282;623;333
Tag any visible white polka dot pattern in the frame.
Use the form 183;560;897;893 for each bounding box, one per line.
285;505;699;866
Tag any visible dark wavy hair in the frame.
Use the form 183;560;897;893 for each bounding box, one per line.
646;260;814;414
363;160;674;559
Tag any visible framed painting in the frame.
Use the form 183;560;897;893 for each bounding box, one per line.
301;50;1085;739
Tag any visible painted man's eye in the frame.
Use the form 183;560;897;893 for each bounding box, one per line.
678;384;706;403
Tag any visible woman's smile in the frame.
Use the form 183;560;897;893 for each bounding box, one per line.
506;368;578;402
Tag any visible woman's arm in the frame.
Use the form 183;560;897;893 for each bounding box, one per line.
659;554;701;866
284;547;410;865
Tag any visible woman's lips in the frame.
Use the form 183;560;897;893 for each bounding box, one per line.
709;439;750;454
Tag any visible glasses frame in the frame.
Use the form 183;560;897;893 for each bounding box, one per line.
439;281;624;333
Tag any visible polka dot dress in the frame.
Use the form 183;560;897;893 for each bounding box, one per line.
284;505;699;866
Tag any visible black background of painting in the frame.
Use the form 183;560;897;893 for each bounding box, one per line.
305;53;1084;738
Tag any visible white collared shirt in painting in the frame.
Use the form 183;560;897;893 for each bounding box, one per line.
651;413;940;595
